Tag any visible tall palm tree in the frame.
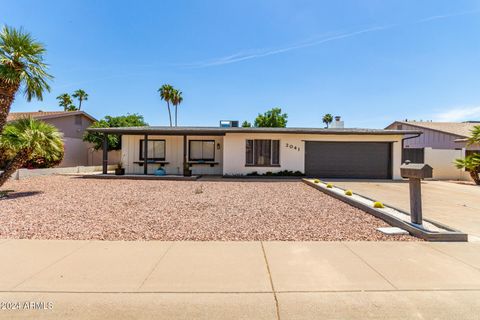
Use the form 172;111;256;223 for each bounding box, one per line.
322;113;333;128
158;84;174;127
0;26;52;133
0;117;63;187
72;89;88;110
56;93;74;111
171;89;183;127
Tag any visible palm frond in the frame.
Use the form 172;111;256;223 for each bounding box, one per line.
0;25;52;101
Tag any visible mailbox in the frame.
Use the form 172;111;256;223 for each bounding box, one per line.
400;162;433;225
400;163;433;179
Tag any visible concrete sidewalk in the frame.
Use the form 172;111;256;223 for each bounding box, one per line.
0;240;479;319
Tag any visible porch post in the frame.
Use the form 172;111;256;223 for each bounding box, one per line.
102;134;108;174
143;134;148;175
183;135;188;176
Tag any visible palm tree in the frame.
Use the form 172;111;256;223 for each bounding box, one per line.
171;89;183;127
158;84;174;127
0;26;52;134
322;114;333;128
72;89;88;110
454;154;480;185
0;117;63;187
468;125;480;145
56;93;75;111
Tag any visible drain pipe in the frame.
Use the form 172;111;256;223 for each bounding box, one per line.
401;133;422;162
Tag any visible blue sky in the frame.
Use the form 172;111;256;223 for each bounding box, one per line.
2;0;480;128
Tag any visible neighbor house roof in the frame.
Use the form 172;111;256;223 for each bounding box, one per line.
387;121;480;138
87;126;422;136
7;111;97;122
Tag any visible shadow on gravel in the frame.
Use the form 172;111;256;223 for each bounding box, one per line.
0;191;43;200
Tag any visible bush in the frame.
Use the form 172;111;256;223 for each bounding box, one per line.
313;179;320;183
246;170;305;177
345;190;353;196
373;201;385;209
326;183;333;188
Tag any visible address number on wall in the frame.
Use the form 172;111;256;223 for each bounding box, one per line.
285;143;301;151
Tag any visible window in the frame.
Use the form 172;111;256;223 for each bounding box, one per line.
139;140;165;161
189;140;215;161
245;139;280;166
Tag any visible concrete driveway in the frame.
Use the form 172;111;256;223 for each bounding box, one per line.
331;180;480;239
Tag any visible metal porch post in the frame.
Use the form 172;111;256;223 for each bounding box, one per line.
143;134;148;175
102;134;108;174
183;135;188;176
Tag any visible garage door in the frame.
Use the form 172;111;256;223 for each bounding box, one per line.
305;142;392;179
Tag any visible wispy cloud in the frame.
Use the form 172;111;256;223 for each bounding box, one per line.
433;106;480;122
185;9;479;68
185;26;392;68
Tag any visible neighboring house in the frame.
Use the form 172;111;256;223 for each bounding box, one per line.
385;120;480;180
7;111;120;167
88;122;421;179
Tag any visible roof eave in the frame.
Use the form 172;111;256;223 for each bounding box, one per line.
86;127;422;136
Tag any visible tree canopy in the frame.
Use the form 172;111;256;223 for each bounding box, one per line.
241;120;252;128
454;125;480;185
56;93;76;111
252;108;288;128
0;118;63;186
322;114;333;128
72;89;88;110
83;114;148;151
0;25;52;133
468;125;480;145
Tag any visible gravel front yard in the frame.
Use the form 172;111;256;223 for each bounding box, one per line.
0;176;416;241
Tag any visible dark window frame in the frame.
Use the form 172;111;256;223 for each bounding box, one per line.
139;139;166;161
189;140;215;161
245;139;281;167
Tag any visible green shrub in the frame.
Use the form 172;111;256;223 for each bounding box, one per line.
313;179;320;183
373;201;385;209
326;183;333;188
345;190;353;196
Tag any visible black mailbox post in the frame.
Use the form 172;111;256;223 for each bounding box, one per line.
400;161;433;225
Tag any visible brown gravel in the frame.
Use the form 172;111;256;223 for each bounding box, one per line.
0;176;417;241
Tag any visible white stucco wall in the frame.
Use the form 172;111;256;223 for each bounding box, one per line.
121;135;223;175
424;148;470;180
222;133;404;179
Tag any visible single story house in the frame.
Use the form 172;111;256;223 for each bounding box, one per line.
7;111;120;167
88;123;421;179
385;120;480;180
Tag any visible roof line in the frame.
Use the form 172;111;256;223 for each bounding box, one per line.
386;121;468;138
86;126;422;136
9;111;97;122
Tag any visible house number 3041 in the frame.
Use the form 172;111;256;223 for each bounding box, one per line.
285;143;300;151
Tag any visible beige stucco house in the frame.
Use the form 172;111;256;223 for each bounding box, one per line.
89;124;420;179
7;111;119;167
